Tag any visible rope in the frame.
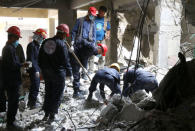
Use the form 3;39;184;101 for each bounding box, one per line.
121;0;151;99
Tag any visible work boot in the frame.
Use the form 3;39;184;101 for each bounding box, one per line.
47;113;55;123
86;93;93;101
42;112;49;121
7;122;23;131
73;91;85;99
27;101;38;110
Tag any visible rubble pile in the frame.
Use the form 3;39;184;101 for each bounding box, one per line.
94;54;195;131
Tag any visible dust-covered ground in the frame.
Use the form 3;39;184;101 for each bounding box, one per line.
0;65;168;131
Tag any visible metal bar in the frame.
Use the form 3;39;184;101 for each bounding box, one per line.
65;41;92;81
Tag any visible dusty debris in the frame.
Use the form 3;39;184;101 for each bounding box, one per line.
99;103;119;125
117;103;146;122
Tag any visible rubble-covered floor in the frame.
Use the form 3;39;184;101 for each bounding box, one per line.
0;65;168;131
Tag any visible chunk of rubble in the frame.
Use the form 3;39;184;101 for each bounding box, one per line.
99;103;119;125
117;103;146;122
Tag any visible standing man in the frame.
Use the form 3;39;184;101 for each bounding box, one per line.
88;6;111;73
2;26;29;129
70;7;98;98
0;57;6;113
38;24;72;122
27;28;47;109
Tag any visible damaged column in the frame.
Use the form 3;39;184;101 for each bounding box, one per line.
154;0;183;68
109;7;119;64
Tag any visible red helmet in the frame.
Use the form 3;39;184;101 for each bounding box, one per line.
56;24;69;37
7;26;22;38
88;7;97;16
33;28;47;39
98;43;108;56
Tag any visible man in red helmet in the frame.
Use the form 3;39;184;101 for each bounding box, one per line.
27;28;47;109
88;6;111;74
70;6;102;98
2;26;30;129
38;24;72;122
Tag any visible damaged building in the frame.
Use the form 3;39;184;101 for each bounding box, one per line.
0;0;195;130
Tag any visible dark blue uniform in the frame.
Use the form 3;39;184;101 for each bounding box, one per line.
26;41;40;107
2;43;22;124
89;67;121;99
38;36;72;114
71;17;97;94
123;68;158;96
0;58;6;112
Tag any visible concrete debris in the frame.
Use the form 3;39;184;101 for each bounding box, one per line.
130;90;150;104
112;128;123;131
117;103;146;122
99;103;119;125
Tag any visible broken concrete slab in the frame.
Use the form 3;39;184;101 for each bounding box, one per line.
117;103;146;122
99;103;119;125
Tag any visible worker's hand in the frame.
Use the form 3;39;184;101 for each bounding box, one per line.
103;99;108;105
69;46;74;53
71;41;74;46
35;72;40;78
105;32;110;40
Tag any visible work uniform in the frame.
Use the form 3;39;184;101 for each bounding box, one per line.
0;58;6;112
16;44;25;63
89;67;121;99
2;43;22;124
123;68;158;96
38;36;72;114
26;41;40;107
88;16;111;72
71;16;97;94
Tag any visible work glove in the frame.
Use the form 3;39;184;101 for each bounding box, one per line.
71;41;74;46
69;41;74;53
69;45;74;53
35;72;40;78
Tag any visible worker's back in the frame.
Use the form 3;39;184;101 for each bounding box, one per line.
38;36;71;79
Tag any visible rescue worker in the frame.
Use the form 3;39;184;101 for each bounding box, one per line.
88;6;111;73
16;43;25;64
0;57;6;113
87;63;121;104
2;26;30;129
69;6;99;98
122;68;158;97
38;24;72;122
27;28;47;109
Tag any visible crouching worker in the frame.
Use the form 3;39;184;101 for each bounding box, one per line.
87;63;121;104
38;24;72;122
122;68;158;97
27;28;47;109
2;26;31;129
